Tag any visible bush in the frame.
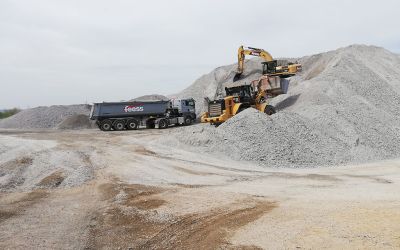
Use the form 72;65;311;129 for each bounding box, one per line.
0;108;20;119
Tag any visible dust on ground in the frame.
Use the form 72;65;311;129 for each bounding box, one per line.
0;129;400;249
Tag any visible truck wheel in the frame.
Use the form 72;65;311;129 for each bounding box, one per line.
113;120;125;131
264;105;276;115
184;116;192;126
158;119;168;129
126;119;139;130
100;120;112;131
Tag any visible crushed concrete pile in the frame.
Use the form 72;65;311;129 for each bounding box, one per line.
131;94;169;101
57;114;96;130
176;59;264;116
166;109;352;167
0;104;91;129
161;45;400;167
0;135;100;192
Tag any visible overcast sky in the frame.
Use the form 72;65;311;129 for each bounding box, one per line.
1;0;399;109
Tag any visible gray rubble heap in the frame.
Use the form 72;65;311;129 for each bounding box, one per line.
175;59;264;116
161;45;400;168
57;114;96;130
0;104;91;129
131;94;169;101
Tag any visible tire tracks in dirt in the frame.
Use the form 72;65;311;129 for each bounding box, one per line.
85;181;277;249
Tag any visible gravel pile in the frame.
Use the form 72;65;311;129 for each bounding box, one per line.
164;109;352;167
57;114;96;130
0;135;99;192
176;59;265;116
131;94;169;101
0;104;91;129
160;45;400;168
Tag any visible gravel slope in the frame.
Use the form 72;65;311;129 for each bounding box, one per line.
175;59;265;116
0;105;91;129
131;94;169;101
160;45;400;168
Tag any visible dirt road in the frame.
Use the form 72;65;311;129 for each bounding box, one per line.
0;128;399;249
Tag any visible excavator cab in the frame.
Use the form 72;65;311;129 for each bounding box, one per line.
225;84;255;106
233;60;278;82
262;60;277;74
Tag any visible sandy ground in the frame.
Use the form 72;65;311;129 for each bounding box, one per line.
0;128;399;249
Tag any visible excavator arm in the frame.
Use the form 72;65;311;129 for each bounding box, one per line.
237;46;274;73
234;45;302;82
234;45;275;81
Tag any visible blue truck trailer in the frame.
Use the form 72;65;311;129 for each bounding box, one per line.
90;98;196;131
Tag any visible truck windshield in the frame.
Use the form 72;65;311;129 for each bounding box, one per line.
188;100;195;106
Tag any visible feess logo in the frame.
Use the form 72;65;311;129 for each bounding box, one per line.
124;105;144;112
250;51;261;56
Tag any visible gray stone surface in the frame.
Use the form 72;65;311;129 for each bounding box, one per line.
131;94;169;101
160;45;400;168
0;104;91;129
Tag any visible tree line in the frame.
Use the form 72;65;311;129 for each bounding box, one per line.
0;108;20;119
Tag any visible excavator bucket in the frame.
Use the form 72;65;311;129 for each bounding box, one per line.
233;72;242;82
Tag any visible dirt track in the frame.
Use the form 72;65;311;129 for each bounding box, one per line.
0;128;400;249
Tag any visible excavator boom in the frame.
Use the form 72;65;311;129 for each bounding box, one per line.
235;45;274;81
234;45;301;81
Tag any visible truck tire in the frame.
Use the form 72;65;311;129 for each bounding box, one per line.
113;120;125;131
126;119;139;130
184;116;192;126
158;119;168;129
264;105;276;115
100;120;112;131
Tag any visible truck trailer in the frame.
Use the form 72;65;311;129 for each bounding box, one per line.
90;98;196;131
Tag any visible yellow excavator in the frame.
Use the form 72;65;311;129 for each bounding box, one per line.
233;45;302;81
201;45;301;125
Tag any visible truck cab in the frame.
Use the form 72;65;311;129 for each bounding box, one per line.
171;98;196;118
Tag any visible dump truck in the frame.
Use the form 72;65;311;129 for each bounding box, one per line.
90;98;196;131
